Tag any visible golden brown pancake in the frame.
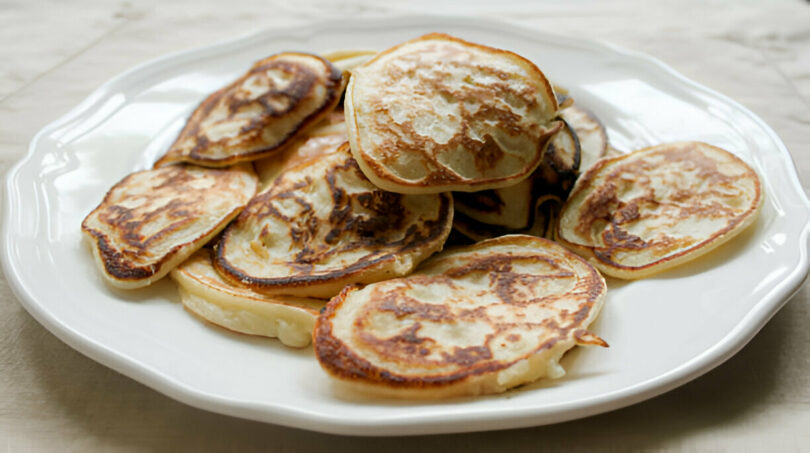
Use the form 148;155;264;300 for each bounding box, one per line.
557;141;763;279
214;143;453;298
156;52;343;167
345;33;562;194
82;164;258;289
171;249;325;347
314;234;607;399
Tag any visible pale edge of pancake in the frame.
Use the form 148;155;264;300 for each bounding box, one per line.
170;250;324;348
320;49;377;73
556;143;764;279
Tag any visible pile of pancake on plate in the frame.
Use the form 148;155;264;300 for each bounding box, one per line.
81;33;763;399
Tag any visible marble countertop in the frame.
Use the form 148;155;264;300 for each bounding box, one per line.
1;0;808;450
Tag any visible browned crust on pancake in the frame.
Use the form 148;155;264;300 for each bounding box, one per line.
314;235;606;392
155;52;344;167
347;33;562;193
213;144;454;293
214;194;453;290
360;33;558;115
81;165;257;286
557;141;763;277
452;119;579;240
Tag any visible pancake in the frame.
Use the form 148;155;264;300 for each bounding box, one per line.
155;52;344;167
453;195;562;242
345;33;562;194
214;143;453;298
82;164;258;289
452;119;579;240
171;249;325;347
562;103;608;172
321;49;377;73
253;111;348;187
553;84;574;109
314;234;607;399
557;141;763;279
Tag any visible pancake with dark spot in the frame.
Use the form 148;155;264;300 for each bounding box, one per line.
82;163;258;289
314;234;607;398
557;141;763;279
345;33;561;194
452;118;579;240
156;52;343;167
214;142;453;298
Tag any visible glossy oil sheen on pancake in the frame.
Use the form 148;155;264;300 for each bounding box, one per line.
214;143;453;298
345;33;561;194
558;141;763;279
171;249;324;348
314;235;607;399
156;52;343;167
82;164;258;289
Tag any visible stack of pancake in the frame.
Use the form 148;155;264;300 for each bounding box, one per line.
82;33;762;397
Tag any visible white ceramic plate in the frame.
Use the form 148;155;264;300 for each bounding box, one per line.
4;16;809;436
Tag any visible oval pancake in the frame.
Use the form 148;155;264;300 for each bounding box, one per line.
557;141;763;279
171;249;324;348
345;33;562;194
214;143;453;299
82;164;258;289
314;235;608;399
155;52;343;167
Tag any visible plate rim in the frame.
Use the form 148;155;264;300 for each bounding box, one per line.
4;14;810;436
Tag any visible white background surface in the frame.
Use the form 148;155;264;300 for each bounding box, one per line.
2;0;809;450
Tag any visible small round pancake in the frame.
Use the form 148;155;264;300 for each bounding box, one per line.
345;33;562;194
314;235;608;399
171;249;324;348
214;143;453;299
156;52;344;167
557;141;763;279
82;164;258;289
